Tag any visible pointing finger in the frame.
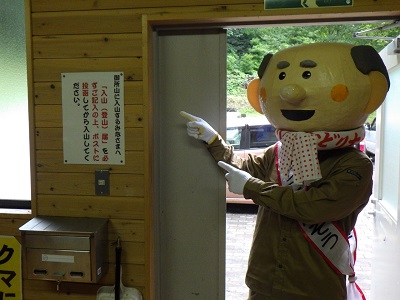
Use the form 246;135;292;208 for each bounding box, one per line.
179;111;199;122
217;161;236;173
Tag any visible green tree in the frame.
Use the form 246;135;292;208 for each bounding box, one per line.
227;22;398;114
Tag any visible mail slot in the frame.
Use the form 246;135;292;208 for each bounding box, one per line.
19;216;108;283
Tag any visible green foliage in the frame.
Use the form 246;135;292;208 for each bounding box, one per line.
227;22;399;114
366;111;376;124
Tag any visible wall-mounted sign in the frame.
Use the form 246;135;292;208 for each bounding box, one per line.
62;72;125;165
265;0;353;9
0;236;22;299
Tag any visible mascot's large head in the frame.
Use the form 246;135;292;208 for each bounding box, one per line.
247;43;390;132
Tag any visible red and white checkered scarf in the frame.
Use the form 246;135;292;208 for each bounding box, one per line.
275;127;365;185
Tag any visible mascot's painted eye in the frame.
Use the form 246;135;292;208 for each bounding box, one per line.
279;72;286;80
302;71;311;79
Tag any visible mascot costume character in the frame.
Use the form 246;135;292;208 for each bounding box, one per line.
181;42;390;300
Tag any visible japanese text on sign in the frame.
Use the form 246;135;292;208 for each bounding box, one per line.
62;72;125;165
0;236;22;299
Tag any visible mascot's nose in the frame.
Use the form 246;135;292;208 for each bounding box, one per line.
279;84;306;104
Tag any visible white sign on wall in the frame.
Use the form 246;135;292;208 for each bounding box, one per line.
62;72;125;165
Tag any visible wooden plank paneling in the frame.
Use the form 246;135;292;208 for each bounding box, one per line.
33;33;142;58
106;241;144;264
31;0;257;12
36;173;144;197
35;127;144;151
34;81;143;105
0;219;28;236
31;0;400;19
35;104;144;128
108;219;145;242
22;280;100;300
23;2;400;300
99;263;145;287
37;195;145;220
33;58;142;82
36;150;144;174
32;10;142;35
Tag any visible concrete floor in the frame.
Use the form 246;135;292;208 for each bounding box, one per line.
226;202;374;299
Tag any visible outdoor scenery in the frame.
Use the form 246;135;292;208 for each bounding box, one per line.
225;22;399;300
226;22;399;123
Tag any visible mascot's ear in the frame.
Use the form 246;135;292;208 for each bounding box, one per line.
247;78;263;114
364;71;389;114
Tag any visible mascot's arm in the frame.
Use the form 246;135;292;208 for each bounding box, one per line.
218;161;253;195
180;111;218;144
243;152;373;224
180;111;270;178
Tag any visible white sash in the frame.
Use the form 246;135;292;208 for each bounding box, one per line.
300;223;365;299
298;222;354;275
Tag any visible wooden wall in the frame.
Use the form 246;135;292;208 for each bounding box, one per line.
1;0;399;299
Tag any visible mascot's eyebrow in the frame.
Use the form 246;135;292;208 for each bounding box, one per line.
277;61;290;69
300;60;317;68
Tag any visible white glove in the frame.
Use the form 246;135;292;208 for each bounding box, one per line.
180;111;218;144
218;161;252;195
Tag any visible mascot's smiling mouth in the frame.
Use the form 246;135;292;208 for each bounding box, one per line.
281;110;315;121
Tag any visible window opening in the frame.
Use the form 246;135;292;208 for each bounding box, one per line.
0;0;31;209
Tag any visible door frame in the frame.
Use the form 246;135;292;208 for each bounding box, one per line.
370;41;400;298
152;28;227;300
142;10;400;300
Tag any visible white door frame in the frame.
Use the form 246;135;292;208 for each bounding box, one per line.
371;39;400;299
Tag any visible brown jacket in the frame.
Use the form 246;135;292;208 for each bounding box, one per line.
207;136;373;299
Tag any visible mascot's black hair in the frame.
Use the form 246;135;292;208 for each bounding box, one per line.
351;45;390;89
257;54;273;79
257;45;390;90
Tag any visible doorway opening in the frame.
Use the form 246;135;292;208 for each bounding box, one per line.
224;22;398;299
151;16;400;300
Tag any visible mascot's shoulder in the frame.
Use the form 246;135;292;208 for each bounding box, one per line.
320;147;372;166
